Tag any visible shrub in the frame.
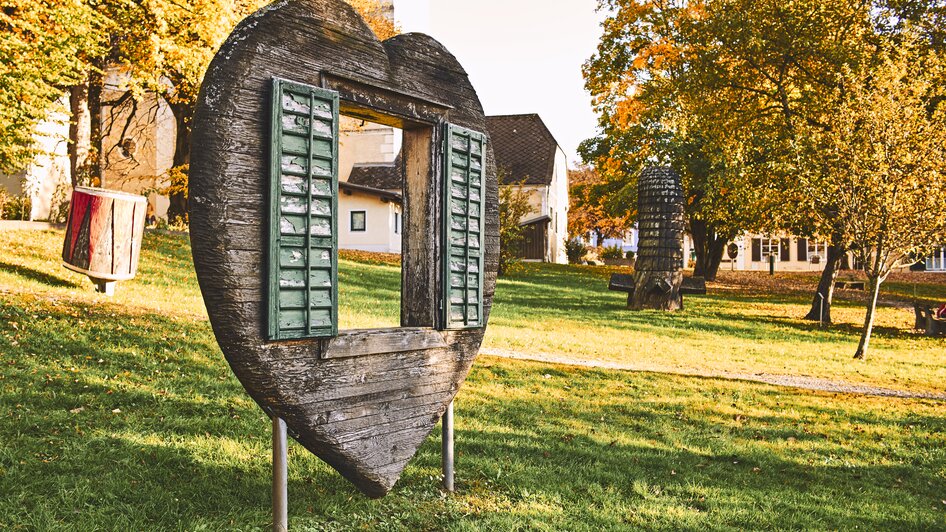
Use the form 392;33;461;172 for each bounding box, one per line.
47;181;71;224
0;188;31;221
565;238;586;264
600;244;623;260
499;178;532;276
625;250;635;260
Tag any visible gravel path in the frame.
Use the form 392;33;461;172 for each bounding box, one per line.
481;347;946;401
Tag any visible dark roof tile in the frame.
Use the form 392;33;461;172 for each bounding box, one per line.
486;114;559;186
347;154;402;190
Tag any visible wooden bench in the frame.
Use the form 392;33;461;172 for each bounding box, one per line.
914;304;946;335
836;280;866;290
681;276;707;295
608;274;706;306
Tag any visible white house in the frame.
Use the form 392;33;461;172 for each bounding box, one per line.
337;119;403;253
338;180;402;253
486;114;569;264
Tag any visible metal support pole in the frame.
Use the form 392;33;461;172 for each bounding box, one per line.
273;416;288;532
817;293;825;328
441;400;454;493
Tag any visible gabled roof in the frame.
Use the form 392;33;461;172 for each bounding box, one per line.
347;154;402;191
339;181;402;204
486;114;560;186
519;214;551;227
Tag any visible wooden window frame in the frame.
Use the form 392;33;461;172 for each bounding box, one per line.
760;238;779;259
266;71;490;353
350;210;366;232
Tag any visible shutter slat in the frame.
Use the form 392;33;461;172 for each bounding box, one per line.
441;124;487;330
268;78;339;340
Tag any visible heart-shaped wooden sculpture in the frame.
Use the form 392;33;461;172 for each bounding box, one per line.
189;0;497;498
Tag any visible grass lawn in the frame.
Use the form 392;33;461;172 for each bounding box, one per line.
0;229;944;530
485;263;946;394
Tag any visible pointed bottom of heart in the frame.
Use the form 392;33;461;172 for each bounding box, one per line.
259;347;478;498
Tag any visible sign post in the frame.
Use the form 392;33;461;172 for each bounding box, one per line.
441;401;455;492
273;417;288;532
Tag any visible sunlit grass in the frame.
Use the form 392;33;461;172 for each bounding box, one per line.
0;229;944;529
484;262;946;394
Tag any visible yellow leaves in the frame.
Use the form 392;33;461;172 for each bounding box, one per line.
614;98;646;128
344;0;400;41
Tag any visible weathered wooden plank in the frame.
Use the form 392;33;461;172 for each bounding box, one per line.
402;127;437;327
189;0;497;498
321;328;447;359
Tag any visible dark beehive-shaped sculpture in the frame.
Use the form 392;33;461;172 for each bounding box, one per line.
631;167;684;310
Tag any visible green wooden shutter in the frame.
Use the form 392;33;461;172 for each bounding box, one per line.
751;238;762;262
779;238;791;262
797;238;808;262
268;78;339;340
442;124;486;330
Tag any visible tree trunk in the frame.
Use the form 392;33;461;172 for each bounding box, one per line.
68;81;91;188
703;235;727;281
87;68;103;185
854;273;882;360
167;102;192;223
691;218;708;276
803;244;843;323
631;167;684;311
690;219;729;281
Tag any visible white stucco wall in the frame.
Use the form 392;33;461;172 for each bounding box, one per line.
0;96;71;221
100;67;175;220
728;234;837;272
508;184;547;222
547;147;569;264
503;150;570;265
338;188;402;253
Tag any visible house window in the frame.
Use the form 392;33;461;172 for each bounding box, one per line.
752;238;779;261
394;211;400;234
350;211;366;232
926;246;946;271
780;238;791;262
807;240;825;261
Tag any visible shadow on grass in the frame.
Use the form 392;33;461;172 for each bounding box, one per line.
0;260;81;288
2;245;943;529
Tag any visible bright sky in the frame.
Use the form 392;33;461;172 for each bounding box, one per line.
392;0;607;164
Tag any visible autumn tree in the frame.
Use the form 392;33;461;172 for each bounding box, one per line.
567;164;634;244
794;40;946;359
676;0;882;322
98;0;271;221
346;0;399;40
582;4;747;282
0;0;104;176
674;0;946;322
583;0;946;310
